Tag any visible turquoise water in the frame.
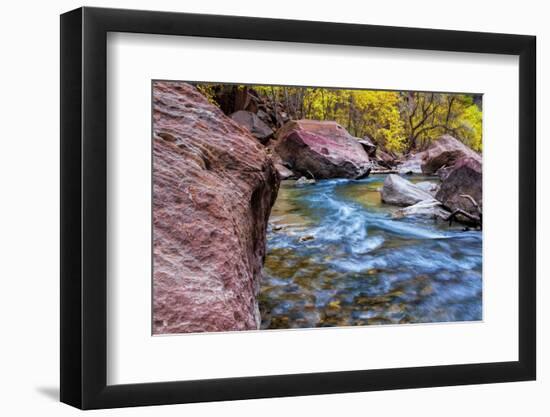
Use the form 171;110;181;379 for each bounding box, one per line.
260;176;482;329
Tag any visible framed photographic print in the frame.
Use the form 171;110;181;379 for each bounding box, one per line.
60;6;536;409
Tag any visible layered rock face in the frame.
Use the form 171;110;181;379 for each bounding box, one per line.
275;120;371;179
152;81;280;334
436;156;482;214
381;174;435;207
421;134;482;175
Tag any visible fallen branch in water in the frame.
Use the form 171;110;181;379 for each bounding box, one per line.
306;169;316;180
460;194;482;214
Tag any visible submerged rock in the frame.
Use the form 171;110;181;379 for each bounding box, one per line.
299;235;315;242
436;156;482;214
230;110;274;143
392;200;450;220
275;120;371;179
152;81;280;334
295;176;316;186
381;174;435;206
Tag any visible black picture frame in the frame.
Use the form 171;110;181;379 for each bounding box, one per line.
60;6;536;410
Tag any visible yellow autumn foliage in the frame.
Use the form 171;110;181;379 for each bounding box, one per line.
195;83;482;154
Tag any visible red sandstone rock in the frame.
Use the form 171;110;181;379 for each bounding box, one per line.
436;156;482;214
275;120;371;179
152;81;280;334
421;135;482;175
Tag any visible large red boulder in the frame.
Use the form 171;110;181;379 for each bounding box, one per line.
421;135;482;175
152;81;280;334
275;120;371;179
436;157;482;214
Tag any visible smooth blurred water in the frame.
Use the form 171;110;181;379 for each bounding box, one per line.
260;175;482;329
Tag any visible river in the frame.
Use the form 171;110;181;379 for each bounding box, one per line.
259;175;482;329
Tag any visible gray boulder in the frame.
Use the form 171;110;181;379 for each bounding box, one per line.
381;174;435;206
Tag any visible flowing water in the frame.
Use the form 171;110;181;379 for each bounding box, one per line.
260;175;482;329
